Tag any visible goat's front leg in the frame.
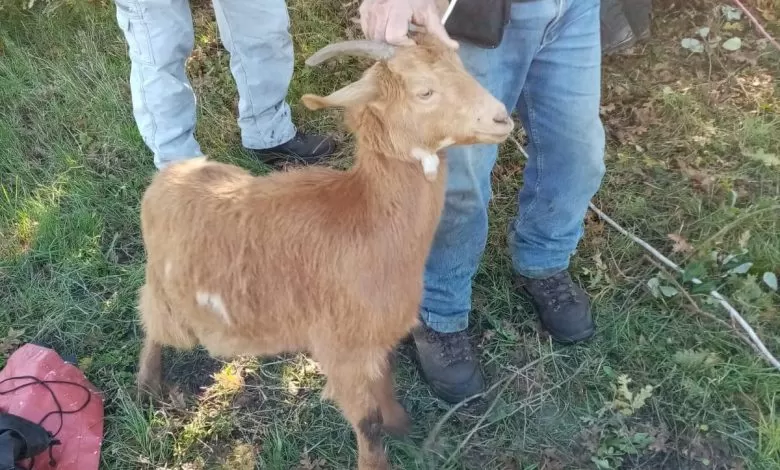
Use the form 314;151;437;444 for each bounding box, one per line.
370;352;411;437
319;355;393;470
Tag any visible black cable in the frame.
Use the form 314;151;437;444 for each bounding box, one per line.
0;375;94;469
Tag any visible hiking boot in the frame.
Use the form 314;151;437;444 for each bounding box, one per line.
245;131;336;165
516;271;596;344
412;323;485;404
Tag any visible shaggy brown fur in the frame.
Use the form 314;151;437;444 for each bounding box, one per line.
136;33;512;470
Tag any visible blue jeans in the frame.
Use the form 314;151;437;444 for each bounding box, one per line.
421;0;606;333
114;0;297;169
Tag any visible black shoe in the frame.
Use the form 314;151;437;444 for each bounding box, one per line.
245;131;336;165
516;271;596;344
412;323;485;404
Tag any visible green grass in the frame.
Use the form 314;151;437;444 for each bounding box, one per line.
1;1;779;469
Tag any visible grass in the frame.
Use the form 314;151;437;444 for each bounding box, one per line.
1;0;779;468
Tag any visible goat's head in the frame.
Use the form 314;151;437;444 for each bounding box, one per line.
301;33;513;159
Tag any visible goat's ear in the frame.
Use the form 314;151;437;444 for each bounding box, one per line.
301;75;378;110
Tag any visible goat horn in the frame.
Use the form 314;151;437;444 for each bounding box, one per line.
305;40;397;67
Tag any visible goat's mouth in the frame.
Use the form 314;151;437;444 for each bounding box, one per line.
473;129;513;143
473;121;514;142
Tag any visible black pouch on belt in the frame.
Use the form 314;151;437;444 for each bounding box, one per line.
442;0;512;49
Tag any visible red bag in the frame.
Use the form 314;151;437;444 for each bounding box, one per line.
0;344;104;470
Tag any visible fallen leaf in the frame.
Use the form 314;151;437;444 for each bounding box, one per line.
729;51;758;66
677;160;716;191
721;5;743;21
648;277;662;298
743;148;780;167
738;230;751;250
697;27;710;38
541;447;565;470
0;328;25;356
668;233;695;254
681;37;705;53
763;272;778;291
599;103;616;115
727;262;753;275
632;102;656;126
660;285;679;297
78;356;93;371
297;456;327;470
168;386;187;410
721;37;743;51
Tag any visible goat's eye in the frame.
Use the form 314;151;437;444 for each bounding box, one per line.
417;89;434;100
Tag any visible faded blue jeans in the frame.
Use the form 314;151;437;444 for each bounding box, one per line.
422;0;606;333
114;0;297;169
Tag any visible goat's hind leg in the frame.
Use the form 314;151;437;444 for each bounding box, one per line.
137;337;163;398
136;282;196;400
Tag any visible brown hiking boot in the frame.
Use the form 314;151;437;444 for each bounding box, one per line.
412;323;485;404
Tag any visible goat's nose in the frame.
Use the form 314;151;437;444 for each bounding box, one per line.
493;111;510;124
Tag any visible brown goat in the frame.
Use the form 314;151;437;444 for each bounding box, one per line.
136;32;512;470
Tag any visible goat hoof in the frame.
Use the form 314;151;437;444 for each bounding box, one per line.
136;378;162;402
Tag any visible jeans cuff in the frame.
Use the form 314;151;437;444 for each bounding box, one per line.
155;151;204;170
241;123;296;150
512;263;568;280
420;308;469;333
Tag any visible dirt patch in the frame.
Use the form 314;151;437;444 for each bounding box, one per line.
162;346;222;395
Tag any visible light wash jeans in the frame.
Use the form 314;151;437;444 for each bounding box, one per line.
114;0;297;169
422;0;606;333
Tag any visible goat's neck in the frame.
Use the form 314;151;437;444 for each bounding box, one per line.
353;134;445;186
350;133;448;217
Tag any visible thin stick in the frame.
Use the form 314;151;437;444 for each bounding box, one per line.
422;356;542;455
443;360;587;466
589;203;780;372
730;0;780;53
509;137;780;372
440;0;459;24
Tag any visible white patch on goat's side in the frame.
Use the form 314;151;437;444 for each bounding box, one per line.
196;291;231;325
411;147;439;182
164;261;173;279
436;137;455;150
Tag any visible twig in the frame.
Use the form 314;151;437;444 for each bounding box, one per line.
440;0;459;24
509;138;780;372
422;357;542;455
730;0;780;53
444;359;588;466
589;204;780;372
442;368;516;466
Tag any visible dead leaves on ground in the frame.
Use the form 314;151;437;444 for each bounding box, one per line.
297;455;327;470
0;328;24;358
668;233;695;254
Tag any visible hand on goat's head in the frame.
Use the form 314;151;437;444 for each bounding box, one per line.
301;33;514;159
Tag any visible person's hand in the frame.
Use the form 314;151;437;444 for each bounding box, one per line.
358;0;459;49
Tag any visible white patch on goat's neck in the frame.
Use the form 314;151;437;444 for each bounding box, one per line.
411;147;439;182
196;291;231;325
436;138;455;150
164;261;173;279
